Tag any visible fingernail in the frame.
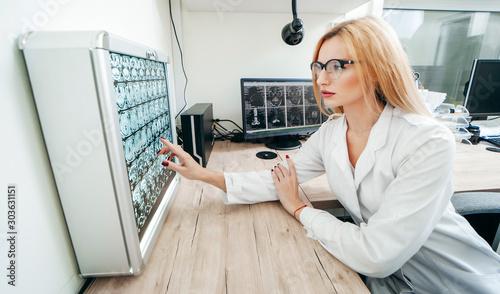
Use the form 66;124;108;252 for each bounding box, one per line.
286;155;289;159
277;163;280;166
157;150;161;154
160;136;165;140
271;169;274;172
162;161;169;167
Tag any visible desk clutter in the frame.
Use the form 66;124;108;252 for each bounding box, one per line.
420;90;473;143
424;97;500;147
418;89;500;146
434;103;472;142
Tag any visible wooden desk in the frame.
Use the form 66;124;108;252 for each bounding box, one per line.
85;141;369;293
453;143;500;193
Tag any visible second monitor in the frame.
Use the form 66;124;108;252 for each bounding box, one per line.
463;59;500;121
241;78;325;150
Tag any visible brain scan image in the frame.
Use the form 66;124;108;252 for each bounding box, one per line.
286;85;303;106
266;86;284;107
267;108;286;129
287;106;304;127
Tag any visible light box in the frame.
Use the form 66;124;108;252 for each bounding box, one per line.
20;31;179;277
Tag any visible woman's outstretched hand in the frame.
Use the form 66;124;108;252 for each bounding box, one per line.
271;156;306;220
157;137;227;191
157;137;205;181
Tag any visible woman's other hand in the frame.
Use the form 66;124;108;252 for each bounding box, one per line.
271;155;306;220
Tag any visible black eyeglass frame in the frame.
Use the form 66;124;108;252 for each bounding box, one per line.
310;59;355;79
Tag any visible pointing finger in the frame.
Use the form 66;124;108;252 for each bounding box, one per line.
160;137;189;160
162;160;180;172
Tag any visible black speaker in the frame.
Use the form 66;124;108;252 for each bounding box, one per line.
180;103;214;167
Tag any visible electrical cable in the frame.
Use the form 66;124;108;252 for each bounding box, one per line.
292;0;297;19
169;0;188;119
211;118;316;143
214;119;244;132
212;119;244;142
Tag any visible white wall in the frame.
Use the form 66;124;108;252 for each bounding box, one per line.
0;0;178;293
181;11;340;127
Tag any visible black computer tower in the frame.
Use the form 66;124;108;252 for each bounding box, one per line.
180;103;214;167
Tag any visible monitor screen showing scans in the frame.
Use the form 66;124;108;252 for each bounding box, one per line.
241;78;326;142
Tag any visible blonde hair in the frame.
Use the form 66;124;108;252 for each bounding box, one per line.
312;15;429;116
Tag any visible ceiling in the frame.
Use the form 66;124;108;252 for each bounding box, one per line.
181;0;372;14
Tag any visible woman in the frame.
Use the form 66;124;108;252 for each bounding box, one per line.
158;16;500;293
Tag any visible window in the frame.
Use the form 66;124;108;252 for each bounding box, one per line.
384;9;500;105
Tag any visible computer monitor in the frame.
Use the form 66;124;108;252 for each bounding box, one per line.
463;59;500;120
240;78;325;150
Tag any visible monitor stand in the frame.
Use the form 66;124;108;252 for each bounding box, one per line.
265;135;301;150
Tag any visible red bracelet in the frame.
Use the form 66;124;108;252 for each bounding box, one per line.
293;205;307;219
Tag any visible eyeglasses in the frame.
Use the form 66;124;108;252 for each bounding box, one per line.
310;59;354;80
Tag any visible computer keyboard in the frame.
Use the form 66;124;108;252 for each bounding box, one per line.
481;136;500;148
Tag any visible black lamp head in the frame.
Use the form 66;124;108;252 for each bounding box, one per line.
282;18;304;46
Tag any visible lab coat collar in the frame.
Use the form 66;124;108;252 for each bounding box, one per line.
331;115;351;178
330;104;393;222
354;104;393;188
330;115;362;221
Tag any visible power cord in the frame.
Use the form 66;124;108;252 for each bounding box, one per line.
212;118;315;143
169;0;188;119
213;119;244;142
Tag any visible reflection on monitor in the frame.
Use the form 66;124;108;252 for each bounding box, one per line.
463;59;500;120
241;78;324;150
110;52;175;240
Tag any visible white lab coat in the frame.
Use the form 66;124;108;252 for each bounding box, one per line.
222;104;500;293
